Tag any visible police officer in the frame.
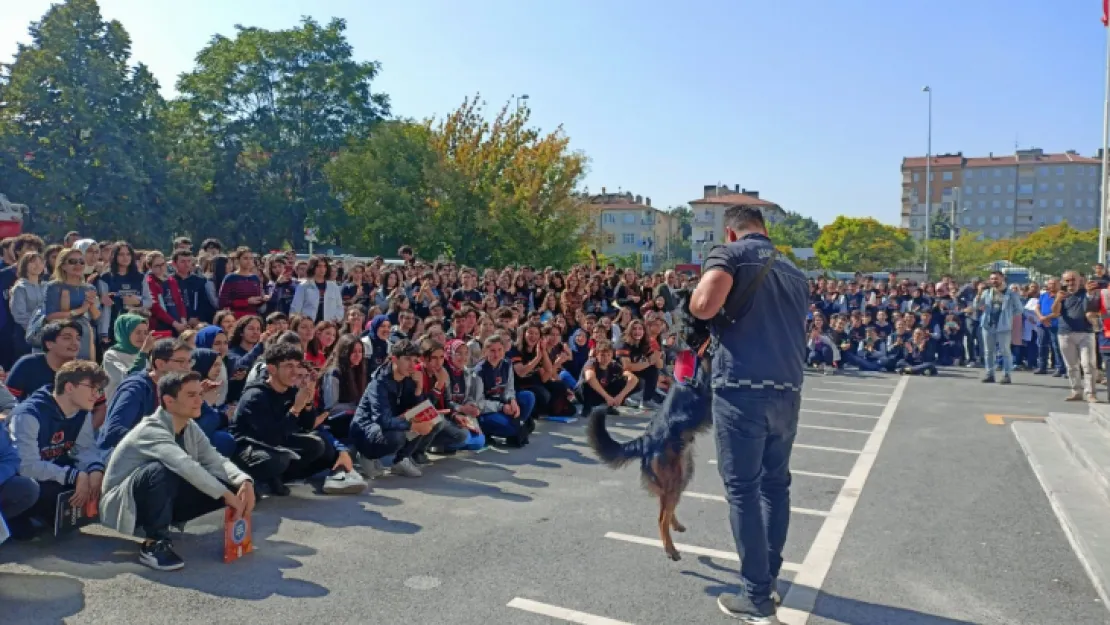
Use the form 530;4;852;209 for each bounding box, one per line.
689;206;808;623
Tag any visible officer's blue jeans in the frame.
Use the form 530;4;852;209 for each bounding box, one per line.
981;327;1012;376
713;387;800;602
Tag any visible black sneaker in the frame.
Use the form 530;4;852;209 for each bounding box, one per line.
412;451;431;465
717;592;779;623
139;539;185;571
268;478;291;497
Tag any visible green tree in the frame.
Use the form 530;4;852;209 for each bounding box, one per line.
813;217;915;271
665;205;692;263
0;0;171;244
173;17;389;249
922;231;995;281
1009;222;1098;277
767;210;821;248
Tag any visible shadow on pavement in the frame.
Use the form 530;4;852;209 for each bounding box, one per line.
682;561;977;625
0;571;85;624
259;489;422;534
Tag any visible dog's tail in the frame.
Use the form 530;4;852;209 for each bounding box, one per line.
586;406;646;469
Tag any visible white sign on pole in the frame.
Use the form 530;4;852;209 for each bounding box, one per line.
304;228;318;243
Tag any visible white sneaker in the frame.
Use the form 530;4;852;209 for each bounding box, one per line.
357;456;386;479
323;470;367;495
391;457;422;478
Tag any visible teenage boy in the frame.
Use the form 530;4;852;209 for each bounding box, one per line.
350;340;438;478
473;334;536;447
579;339;637;414
0;418;38;532
99;371;255;571
99;339;192;451
6;361;108;539
230;342;360;496
7;320;82;400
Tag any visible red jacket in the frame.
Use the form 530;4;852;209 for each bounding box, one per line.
145;273;186;332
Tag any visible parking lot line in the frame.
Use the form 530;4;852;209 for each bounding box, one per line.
804;378;897;389
798;423;871;435
802;397;886;407
794;443;861;454
801;408;880;419
705;461;848;480
603;531;802;571
507;598;635;625
804;388;892;398
682;491;830;517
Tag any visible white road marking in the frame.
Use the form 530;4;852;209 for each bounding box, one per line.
507;598;635;625
802;397;886;407
801;409;880;419
705;461;848;480
794;443;861;454
603;531;802;571
682;491;830;517
780;375;909;625
804;388;891;397
804;379;897;389
798;423;871;435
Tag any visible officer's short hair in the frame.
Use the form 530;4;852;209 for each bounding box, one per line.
723;206;766;230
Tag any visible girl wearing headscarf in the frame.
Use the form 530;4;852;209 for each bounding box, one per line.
443;339;486;451
189;347;237;457
361;314;391;373
194;325;229;406
102;313;149;401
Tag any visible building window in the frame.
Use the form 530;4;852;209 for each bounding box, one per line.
1056;183;1065;192
1078;183;1085;191
1004;215;1014;225
1019;183;1034;194
623;214;635;224
602;213;616;224
1007;184;1015;193
1076;199;1083;208
1039;199;1048;208
1055;214;1064;224
1055;199;1064;208
1091;183;1097;193
1079;167;1086;176
990;200;999;208
991;216;1000;226
963;202;972;211
978;201;986;209
963;216;971;226
910;218;918;227
977;216;986;226
1006;199;1014;209
605;233;615;244
929;173;934;181
964;185;973;195
966;170;974;179
943;171;953;181
1090;199;1097;208
1038;166;1049;176
978;186;986;194
1092;166;1099;176
991;185;999;194
1038;183;1048;192
1057;166;1065;175
994;169;1003;177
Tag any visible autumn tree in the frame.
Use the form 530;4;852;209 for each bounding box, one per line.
0;0;171;244
813;217;915;271
922;231;996;281
173;17;389;249
1008;222;1098;277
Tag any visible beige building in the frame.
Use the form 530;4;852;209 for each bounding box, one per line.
901;148;1102;240
585;189;677;270
689;184;787;264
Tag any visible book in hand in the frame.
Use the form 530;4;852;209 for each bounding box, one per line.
53;490;98;537
223;507;253;564
402;399;443;441
0;511;9;545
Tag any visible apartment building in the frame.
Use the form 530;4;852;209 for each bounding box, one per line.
688;184;787;264
901;148;1103;240
585;189;676;270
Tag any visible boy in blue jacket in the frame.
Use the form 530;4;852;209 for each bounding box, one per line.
0;417;39;538
98;339;192;452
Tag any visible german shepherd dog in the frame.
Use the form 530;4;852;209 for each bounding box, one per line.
587;291;714;561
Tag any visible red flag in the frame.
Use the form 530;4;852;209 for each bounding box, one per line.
1103;0;1109;26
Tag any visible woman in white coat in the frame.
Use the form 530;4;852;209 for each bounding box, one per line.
289;255;344;324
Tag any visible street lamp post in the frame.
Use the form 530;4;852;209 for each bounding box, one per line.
922;85;932;280
516;94;530;111
950;186;960;274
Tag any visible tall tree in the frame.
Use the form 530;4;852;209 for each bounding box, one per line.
0;0;169;244
173;17;389;249
922;231;996;281
813;217;915;271
665;206;692;263
1008;222;1098;277
768;211;821;248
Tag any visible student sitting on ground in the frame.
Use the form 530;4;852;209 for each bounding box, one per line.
0;418;38;536
99;371;256;571
101;313;149;401
349;340;438;479
417;337;473;457
5;361;108;540
7;320;82;402
230;341;361;496
442;339;486;452
319;334;370;442
898;328;939;376
474;334;536;447
194;325;229;406
98;339;192;452
578;339;638;414
187;349;237;457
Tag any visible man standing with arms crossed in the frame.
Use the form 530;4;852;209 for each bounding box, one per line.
689;206;809;624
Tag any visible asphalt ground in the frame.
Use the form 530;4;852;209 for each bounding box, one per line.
0;366;1105;625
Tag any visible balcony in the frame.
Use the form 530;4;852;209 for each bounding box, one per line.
693;212;715;225
641;217;656;226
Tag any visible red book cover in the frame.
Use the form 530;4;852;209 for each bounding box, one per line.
223;508;253;564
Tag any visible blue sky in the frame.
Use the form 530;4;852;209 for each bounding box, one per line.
1;0;1106;226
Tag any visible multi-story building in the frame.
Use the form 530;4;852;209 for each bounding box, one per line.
688;184;787;264
901;148;1103;240
585;189;677;270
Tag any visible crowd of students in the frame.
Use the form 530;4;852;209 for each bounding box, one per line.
805;265;1110;403
1;228;1104;572
0;234;693;570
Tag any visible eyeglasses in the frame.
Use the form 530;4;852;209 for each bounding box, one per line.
65;258;85;266
77;382;105;393
152;262;166;269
